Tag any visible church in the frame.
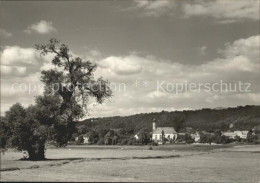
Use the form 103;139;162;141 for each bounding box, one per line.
151;119;177;143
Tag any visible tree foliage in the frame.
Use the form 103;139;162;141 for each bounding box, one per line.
79;105;260;134
36;38;112;119
0;39;112;160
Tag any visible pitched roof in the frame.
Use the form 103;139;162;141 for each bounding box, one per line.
223;132;236;136
153;127;177;134
234;131;249;135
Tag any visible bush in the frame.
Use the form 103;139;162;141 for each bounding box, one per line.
151;141;158;146
70;133;79;141
97;138;105;145
127;140;133;145
77;135;84;144
105;137;112;145
234;135;242;142
120;139;127;145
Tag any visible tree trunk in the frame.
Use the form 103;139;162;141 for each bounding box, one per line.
27;142;46;161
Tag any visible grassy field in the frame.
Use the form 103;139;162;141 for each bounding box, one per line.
1;144;260;182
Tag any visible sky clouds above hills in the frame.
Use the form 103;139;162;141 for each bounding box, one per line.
0;1;259;117
96;35;259;81
82;35;260;117
1;33;259;116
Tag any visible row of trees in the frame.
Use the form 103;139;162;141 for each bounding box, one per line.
72;127;257;146
73;127;152;146
0;39;112;160
197;130;256;144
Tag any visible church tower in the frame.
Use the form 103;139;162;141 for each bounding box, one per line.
152;118;156;131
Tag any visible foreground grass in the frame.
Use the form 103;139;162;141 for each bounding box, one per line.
1;144;260;182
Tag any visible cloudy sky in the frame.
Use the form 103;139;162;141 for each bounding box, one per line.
0;0;259;118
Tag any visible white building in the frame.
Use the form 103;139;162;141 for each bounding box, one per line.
223;131;237;139
75;135;89;144
191;132;200;142
151;119;177;143
222;130;249;139
234;131;249;139
83;136;89;144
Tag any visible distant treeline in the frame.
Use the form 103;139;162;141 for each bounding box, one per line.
76;105;260;134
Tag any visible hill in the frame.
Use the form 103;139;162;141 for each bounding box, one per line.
77;105;260;133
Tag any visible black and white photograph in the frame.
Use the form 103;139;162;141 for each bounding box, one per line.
0;0;260;182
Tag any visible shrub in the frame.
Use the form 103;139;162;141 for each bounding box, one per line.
70;133;79;141
97;138;105;145
77;135;84;144
151;141;158;146
105;137;112;145
127;140;133;145
120;139;127;145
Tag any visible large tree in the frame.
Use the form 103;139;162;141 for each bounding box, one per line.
1;96;60;160
0;39;112;160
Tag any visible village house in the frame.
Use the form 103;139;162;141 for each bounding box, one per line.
253;125;260;144
134;134;139;140
234;131;249;139
83;135;89;144
191;131;200;142
222;131;237;139
75;135;89;144
151;119;177;144
177;133;186;136
222;130;249;139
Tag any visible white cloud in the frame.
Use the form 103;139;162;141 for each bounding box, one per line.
205;35;260;74
0;72;43;116
128;0;259;22
97;36;259;83
1;65;27;77
182;0;259;23
24;20;57;34
1;35;259;117
148;90;167;99
97;55;143;75
221;35;259;61
89;35;260;117
0;46;51;78
1;46;40;66
0;28;12;38
132;0;176;17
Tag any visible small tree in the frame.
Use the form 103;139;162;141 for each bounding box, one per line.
0;39;112;160
87;131;99;144
2;94;62;160
112;136;118;145
184;133;194;144
70;133;79;141
234;135;242;142
97;138;105;145
138;129;150;145
246;130;256;143
77;135;84;144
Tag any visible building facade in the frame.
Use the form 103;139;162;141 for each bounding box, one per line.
223;130;249;139
151;120;177;143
